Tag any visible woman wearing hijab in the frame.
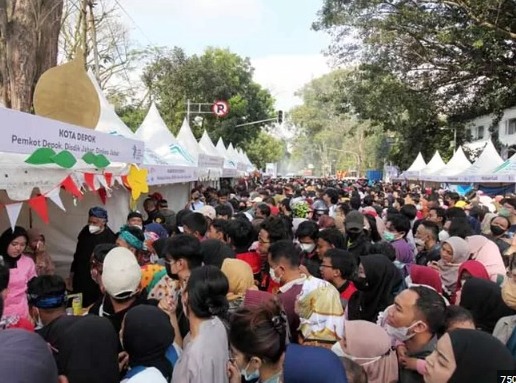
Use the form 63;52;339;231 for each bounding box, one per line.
466;235;506;284
408;265;443;294
347;255;402;322
429;236;470;298
283;344;348;383
331;320;398;383
57;315;119;383
221;258;257;312
460;277;515;333
26;228;55;276
121;305;175;382
451;260;489;304
424;329;513;383
0;227;36;319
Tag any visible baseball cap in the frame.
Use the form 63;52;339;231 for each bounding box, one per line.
345;210;365;231
101;247;141;299
251;196;263;203
200;205;216;221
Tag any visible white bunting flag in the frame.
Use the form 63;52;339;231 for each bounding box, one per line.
5;203;23;231
47;188;66;212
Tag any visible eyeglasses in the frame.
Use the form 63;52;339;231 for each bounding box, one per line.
258;238;270;244
319;264;334;269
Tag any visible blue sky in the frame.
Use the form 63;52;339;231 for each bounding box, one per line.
121;0;332;110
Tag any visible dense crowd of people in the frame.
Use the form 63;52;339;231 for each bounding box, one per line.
1;178;516;383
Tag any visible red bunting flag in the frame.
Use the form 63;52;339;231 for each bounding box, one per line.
104;172;113;187
98;188;107;205
84;173;96;191
121;175;131;189
29;195;49;224
61;175;83;199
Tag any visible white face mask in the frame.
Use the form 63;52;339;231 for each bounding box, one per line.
269;267;281;284
240;361;260;381
134;225;143;230
438;230;450;242
300;243;316;253
88;225;101;234
385;321;423;342
331;341;382;366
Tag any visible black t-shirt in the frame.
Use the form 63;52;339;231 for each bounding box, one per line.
37;315;82;369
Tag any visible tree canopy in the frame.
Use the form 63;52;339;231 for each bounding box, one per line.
313;0;516;164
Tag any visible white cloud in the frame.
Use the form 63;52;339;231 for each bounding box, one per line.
251;54;332;112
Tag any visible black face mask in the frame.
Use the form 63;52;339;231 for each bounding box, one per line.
346;230;362;241
352;276;369;291
490;225;507;237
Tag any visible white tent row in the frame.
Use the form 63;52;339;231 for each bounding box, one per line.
402;140;511;183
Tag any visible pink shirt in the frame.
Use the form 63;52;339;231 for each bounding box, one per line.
4;255;37;319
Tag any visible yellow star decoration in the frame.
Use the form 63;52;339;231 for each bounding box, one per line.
127;164;148;201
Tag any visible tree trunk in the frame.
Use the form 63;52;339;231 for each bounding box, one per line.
0;0;63;111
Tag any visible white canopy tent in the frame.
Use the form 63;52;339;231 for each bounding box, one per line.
216;137;238;178
135;103;198;184
492;154;516;183
198;130;225;175
424;147;471;182
457;140;504;182
418;151;447;179
176;119;222;180
227;142;247;175
401;152;427;179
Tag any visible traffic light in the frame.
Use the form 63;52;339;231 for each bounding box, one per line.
277;110;283;124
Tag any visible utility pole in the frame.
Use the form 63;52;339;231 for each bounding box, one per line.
81;0;88;65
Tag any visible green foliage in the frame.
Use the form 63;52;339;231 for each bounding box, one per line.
244;132;284;170
314;0;516;157
141;47;275;147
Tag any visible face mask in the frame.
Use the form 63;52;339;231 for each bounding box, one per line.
438;230;450;242
499;208;512;218
460;278;467;287
269;267;281;284
490;225;507;237
346;231;361;241
416;204;422;211
383;231;396;242
502;280;516;309
135;225;143;230
331;341;345;357
88;225;101;234
353;276;369;291
241;362;260;381
385;321;422;342
300;243;316;253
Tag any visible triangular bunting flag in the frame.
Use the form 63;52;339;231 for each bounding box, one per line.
97;174;109;190
61;175;83;199
29;195;49;224
104;173;113;187
121;175;131;189
84;173;96;191
98;188;107;205
46;187;66;211
5;203;23;231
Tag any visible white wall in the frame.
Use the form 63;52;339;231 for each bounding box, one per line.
465;106;516;150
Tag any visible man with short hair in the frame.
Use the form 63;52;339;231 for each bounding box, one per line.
164;234;203;285
252;203;271;230
323;187;339;218
143;198;159;225
69;207;116;306
317;228;346;260
226;218;261;279
320;249;357;309
207;218;228;243
385;286;446;383
126;211;144;229
427;207;446;229
216;188;234;215
181;212;208;241
296;220;321;278
414;221;441;265
215;204;233;220
187;188;205;211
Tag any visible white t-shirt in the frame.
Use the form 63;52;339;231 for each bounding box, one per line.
121;367;168;383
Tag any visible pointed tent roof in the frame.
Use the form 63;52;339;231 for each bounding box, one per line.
420;151;447;176
135;103;196;167
406;152;427;172
199;130;224;162
493;153;516;182
424;147;471;181
459;139;504;180
176;119;222;179
227;143;247;173
215;137;237;177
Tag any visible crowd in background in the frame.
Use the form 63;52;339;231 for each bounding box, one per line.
1;177;516;383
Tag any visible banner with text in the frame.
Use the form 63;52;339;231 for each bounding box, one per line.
0;108;144;163
147;165;198;185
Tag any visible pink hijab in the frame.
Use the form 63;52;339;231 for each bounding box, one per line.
344;320;398;383
466;235;506;283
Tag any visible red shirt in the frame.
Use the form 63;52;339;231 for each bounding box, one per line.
337;281;357;307
236;251;262;275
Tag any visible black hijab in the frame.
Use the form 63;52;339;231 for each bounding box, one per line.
347;254;402;322
122;305;174;381
448;329;514;383
0;226;29;269
459;277;515;333
58;315;119;383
